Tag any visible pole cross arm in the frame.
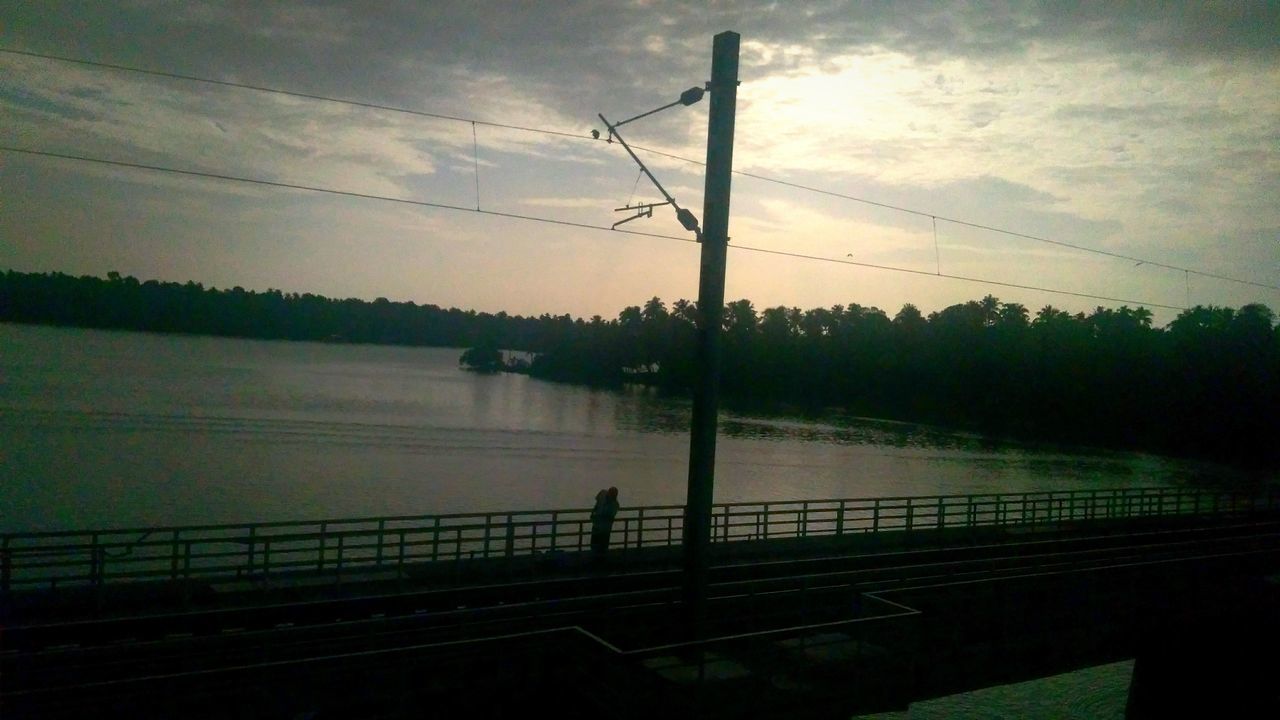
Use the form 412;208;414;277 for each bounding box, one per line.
597;112;703;241
612;200;670;229
611;86;707;129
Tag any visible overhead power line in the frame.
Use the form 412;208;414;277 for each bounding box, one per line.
0;47;587;140
2;144;1190;311
730;173;1280;292
4;46;1275;293
0;145;686;242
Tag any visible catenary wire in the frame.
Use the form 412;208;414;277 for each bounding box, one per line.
2;144;1189;311
3;46;1274;292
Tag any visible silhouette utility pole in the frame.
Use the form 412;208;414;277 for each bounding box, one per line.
683;30;739;637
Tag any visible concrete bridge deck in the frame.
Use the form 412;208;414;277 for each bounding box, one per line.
4;487;1280;718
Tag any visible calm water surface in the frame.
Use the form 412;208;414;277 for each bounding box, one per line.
0;323;1254;533
5;325;1254;715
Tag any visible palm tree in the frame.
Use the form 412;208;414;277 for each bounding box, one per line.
998;302;1029;328
723;299;758;334
641;296;668;323
979;294;1001;327
672;298;698;325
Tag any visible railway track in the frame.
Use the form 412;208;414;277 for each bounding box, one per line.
7;520;1279;695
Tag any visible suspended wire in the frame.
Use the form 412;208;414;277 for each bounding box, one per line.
732;245;1187;311
1;144;1189;311
471;121;481;211
732;172;1280;292
4;46;1275;293
0;47;587;141
625;168;644;207
0;145;693;241
932;216;941;276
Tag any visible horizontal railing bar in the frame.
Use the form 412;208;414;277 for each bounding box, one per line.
0;506;689;540
4;487;1273;594
5;487;1257;542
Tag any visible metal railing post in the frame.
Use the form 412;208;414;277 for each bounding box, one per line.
181;540;193;606
376;520;385;567
90;533;102;587
170;530;181;580
484;515;493;558
505;515;516;558
317;524;327;572
432;518;441;562
263;538;271;588
247;526;256;574
397;530;406;581
336;534;345;580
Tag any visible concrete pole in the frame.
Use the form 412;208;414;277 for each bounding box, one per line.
683;30;739;637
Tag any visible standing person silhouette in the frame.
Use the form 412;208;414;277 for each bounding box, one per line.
590;487;620;559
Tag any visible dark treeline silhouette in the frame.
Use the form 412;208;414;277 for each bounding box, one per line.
0;270;573;350
526;296;1279;468
3;270;1277;467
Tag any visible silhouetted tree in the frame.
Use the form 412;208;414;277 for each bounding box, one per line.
3;270;1275;466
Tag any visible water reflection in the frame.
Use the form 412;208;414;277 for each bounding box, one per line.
0;323;1266;532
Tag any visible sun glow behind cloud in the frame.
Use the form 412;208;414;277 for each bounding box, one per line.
1;3;1276;324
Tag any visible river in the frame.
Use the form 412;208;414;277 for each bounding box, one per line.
6;323;1264;716
0;322;1252;534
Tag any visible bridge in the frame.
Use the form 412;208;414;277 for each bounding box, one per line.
4;485;1279;718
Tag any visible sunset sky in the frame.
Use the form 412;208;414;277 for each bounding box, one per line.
3;2;1277;325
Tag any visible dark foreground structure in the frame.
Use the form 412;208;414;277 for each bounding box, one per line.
4;486;1279;718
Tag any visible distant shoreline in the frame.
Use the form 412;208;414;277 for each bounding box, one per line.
4;270;1277;471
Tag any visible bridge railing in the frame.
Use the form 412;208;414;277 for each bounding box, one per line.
3;486;1276;596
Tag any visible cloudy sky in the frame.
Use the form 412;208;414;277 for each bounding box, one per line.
2;1;1277;324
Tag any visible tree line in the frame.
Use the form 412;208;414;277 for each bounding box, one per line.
3;270;1277;467
0;270;575;349
525;295;1278;467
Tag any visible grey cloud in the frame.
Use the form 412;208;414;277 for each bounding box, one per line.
968;101;1001;129
1034;3;1280;62
9;2;1275;136
937;175;1066;208
772;168;1119;247
67;86;110;100
1054;103;1240;128
0;86;99;121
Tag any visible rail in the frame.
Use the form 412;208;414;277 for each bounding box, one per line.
3;486;1276;597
